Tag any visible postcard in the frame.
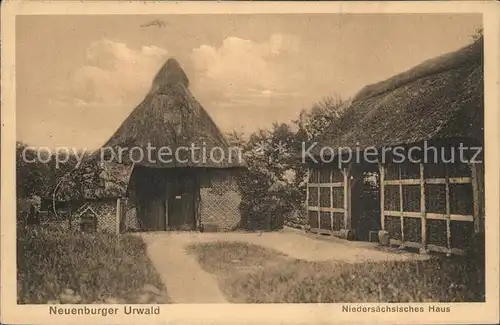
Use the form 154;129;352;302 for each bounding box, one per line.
1;1;499;324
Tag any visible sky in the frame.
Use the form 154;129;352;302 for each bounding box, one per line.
16;14;481;150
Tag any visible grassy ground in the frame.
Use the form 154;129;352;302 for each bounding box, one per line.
187;241;485;303
17;227;169;304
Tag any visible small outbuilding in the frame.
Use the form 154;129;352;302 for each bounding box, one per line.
42;161;131;232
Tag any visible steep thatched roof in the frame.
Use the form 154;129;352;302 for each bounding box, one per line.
101;58;243;168
49;59;244;201
310;38;484;157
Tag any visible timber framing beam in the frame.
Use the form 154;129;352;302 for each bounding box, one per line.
308;206;344;213
419;163;428;253
383;210;473;222
308;182;343;188
445;164;452;254
341;164;351;230
306;167;310;212
330;168;334;231
399;165;404;244
378;162;385;231
383;177;471;185
470;162;483;233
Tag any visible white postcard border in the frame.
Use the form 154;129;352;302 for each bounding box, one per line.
1;2;499;324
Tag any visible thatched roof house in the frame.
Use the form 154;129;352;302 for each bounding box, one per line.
305;38;484;256
98;58;245;232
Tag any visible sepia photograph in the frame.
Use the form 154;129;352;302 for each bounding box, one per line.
1;1;499;325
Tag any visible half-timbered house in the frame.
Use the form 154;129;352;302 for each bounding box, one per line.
305;37;484;255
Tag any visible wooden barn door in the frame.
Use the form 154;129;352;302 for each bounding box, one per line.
152;196;166;230
133;167;167;231
168;172;196;230
137;192;166;231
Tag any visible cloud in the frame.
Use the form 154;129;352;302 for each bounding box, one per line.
186;33;314;134
69;39;168;105
189;33;301;98
65;35;301;110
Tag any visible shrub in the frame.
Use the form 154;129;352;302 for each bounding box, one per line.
239;193;291;231
283;204;308;229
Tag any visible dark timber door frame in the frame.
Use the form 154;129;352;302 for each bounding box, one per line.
165;197;170;230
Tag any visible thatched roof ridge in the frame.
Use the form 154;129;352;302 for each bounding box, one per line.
310;38;483;156
353;38;483;103
101;58;243;168
150;58;190;91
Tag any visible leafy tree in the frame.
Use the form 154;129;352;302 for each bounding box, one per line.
294;95;348;142
16;142;52;198
16;142;95;201
232;94;349;230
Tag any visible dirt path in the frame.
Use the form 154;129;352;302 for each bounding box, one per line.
140;229;428;303
140;233;228;303
181;228;429;263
